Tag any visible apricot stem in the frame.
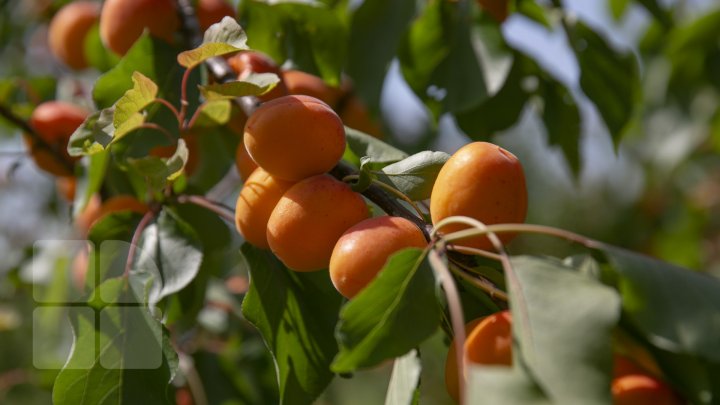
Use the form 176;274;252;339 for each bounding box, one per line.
428;248;467;405
0;102;75;173
448;262;509;302
124;210;156;278
176;194;235;223
341;174;425;219
438;221;599;249
150;98;182;123
179;68;193;126
447;245;503;262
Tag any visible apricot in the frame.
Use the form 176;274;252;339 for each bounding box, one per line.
430;142;527;251
48;1;100;70
25;101;89;177
329;216;426;298
235;168;294;249
55;176;77;202
227;51;287;101
99;0;179;56
235;142;258;181
445;311;512;402
267;175;369;271
339;96;383;138
477;0;509;23
612;374;681;405
75;194;149;235
196;0;235;31
244;95;345;182
281;70;347;108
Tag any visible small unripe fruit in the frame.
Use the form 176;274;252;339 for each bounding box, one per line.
445;311;513;403
25;101;89;177
235;168;294;249
99;0;179;56
244;95;345;182
612;374;681;405
267;175;369;271
196;0;235;31
430;142;527;251
48;1;100;70
329;216;426;298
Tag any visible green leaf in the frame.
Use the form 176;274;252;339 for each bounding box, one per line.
132;209;203;307
347;0;417;107
541;79;581;174
203;16;249;49
509;256;621;405
344;127;408;165
599;245;720;364
52;278;178;405
379;151;450;201
199;73;280;100
112;111;144;142
83;23;121;72
126;139;189;189
567;21;640;146
455;52;532;138
177;43;248;70
384;349;422;405
240;244;342;405
113;72;158;128
332;248;440;372
72;150;110;217
516;0;551;29
467;366;550;405
191;100;232;128
609;0;630;21
93;35;184;110
67;108;115;156
399;0;487;119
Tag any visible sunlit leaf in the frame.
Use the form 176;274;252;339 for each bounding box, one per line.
199;73;280;100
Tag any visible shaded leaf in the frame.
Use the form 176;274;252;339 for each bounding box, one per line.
567;21;640;146
599;245;720;364
240;244;342;405
379;151;450;201
509;256;620;405
67;108;115;156
467;366;550;405
177;43;247;70
541;79;581;174
345;127;407;165
332;248;440;372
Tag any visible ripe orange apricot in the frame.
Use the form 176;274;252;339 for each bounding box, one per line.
339;96;383;138
235;142;258;181
244;95;345;182
99;0;178;56
75;194;149;235
267;175;369;271
196;0;235;31
430;142;527;251
235;168;294;249
25;101;89;177
48;1;100;70
444;311;512;402
329;216;426;298
612;374;681;405
445;318;484;403
281;70;347;108
227;51;287;101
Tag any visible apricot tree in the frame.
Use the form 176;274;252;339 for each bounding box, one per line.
0;1;719;405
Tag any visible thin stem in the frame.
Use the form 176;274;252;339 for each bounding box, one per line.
435;220;599;249
138;123;176;143
124;211;156;277
186;102;204;130
179;68;193;127
342;174;425;219
177;194;235;223
428;248;467;405
448;262;508;302
447;245;503;262
150;98;182;123
179;352;209;405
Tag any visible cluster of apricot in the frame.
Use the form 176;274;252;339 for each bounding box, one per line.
232;94;421;298
47;0;236;70
444;311;683;404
